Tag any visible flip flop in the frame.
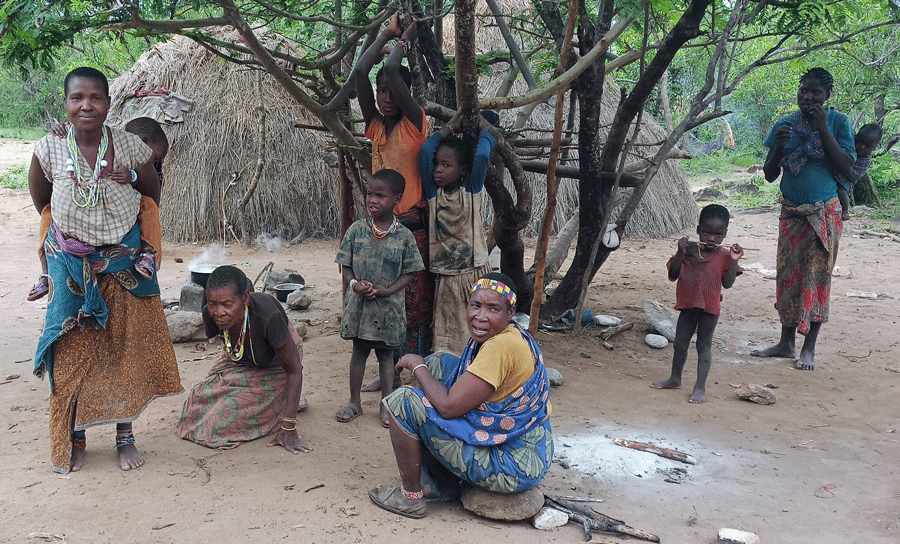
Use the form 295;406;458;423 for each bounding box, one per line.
135;253;156;279
28;275;50;301
369;487;426;519
335;403;363;423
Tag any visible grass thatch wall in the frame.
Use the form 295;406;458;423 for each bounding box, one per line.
108;33;337;243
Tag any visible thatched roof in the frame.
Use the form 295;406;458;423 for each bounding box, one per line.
108;32;337;243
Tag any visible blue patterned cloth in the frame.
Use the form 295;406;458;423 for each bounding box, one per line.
779;111;825;176
34;222;159;390
383;323;553;494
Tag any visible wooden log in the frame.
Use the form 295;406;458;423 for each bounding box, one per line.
612;438;697;465
851;228;900;243
598;321;633;341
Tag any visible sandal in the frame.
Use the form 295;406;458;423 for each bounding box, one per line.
28;275;50;301
335;403;363;423
369;487;426;519
135;253;156;279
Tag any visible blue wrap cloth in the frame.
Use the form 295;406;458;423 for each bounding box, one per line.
34;222;159;389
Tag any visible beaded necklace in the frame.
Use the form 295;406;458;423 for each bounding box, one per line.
67;125;109;208
368;215;398;239
223;306;249;361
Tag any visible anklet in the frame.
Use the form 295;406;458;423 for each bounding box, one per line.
402;488;424;500
115;431;136;449
281;424;297;431
72;430;86;450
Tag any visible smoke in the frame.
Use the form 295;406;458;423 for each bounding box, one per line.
188;244;228;268
254;233;288;252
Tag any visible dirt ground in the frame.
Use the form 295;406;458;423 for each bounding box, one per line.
1;137;898;544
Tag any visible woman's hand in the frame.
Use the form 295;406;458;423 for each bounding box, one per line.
396;354;425;375
804;104;828;134
49;123;68;139
269;428;312;454
774;123;792;149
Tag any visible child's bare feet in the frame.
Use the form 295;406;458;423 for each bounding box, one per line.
361;375;402;392
688;388;706;403
750;343;795;358
795;352;815;371
650;378;681;390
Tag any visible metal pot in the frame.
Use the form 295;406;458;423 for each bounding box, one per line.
274;282;304;302
189;264;220;288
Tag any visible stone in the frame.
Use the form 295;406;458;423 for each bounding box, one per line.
532;507;569;530
265;269;304;291
165;310;206;343
287;291;312;311
295;321;308;338
735;384;776;405
546;367;564;387
179;281;206;313
460;486;544;521
593;314;622;326
718;528;760;544
645;334;669;349
694;187;725;201
727;183;760;196
641;300;678;342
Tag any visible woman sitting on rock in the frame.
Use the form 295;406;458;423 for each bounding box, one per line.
370;273;553;518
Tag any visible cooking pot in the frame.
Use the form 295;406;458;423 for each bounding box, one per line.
189;264;220;288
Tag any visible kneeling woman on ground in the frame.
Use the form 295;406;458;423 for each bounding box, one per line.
371;273;553;518
177;265;312;453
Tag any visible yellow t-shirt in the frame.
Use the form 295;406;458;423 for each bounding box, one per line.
466;324;539;404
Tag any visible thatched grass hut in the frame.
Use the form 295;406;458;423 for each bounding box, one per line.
108;33;337;243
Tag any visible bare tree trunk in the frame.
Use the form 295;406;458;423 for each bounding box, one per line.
543;0;713;317
660;69;674;132
239;69;267;246
529;0;577;333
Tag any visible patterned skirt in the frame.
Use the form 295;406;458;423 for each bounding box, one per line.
383;352;554;494
177;354;288;449
49;276;182;473
775;199;842;334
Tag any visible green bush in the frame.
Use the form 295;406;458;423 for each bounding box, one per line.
0;164;27;189
868;153;900;200
0;127;44;139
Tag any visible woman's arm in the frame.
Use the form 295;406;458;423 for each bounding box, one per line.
763;123;792;182
29;154;52;213
269;336;312;453
396;355;495;419
354;13;402;125
383;21;423;132
807;105;854;178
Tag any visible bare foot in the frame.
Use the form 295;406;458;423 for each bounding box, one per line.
361;376;401;392
688;389;706;403
118;443;144;471
70;446;85;472
751;344;795;358
795;352;815;371
650;378;681;389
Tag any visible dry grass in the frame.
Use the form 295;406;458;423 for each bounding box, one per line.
108;31;337;243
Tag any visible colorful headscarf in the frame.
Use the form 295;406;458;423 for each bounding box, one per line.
472;278;516;306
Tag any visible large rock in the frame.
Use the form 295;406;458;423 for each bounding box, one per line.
180;281;205;313
166;310;206;343
265;269;305;291
641;300;678;342
735;384;776;405
593;314;622;326
546;367;564;387
287;291;312;311
532;506;569;530
694;186;725;201
460;486;544;521
718;528;760;544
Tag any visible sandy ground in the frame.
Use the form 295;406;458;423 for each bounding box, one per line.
1;138;898;544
